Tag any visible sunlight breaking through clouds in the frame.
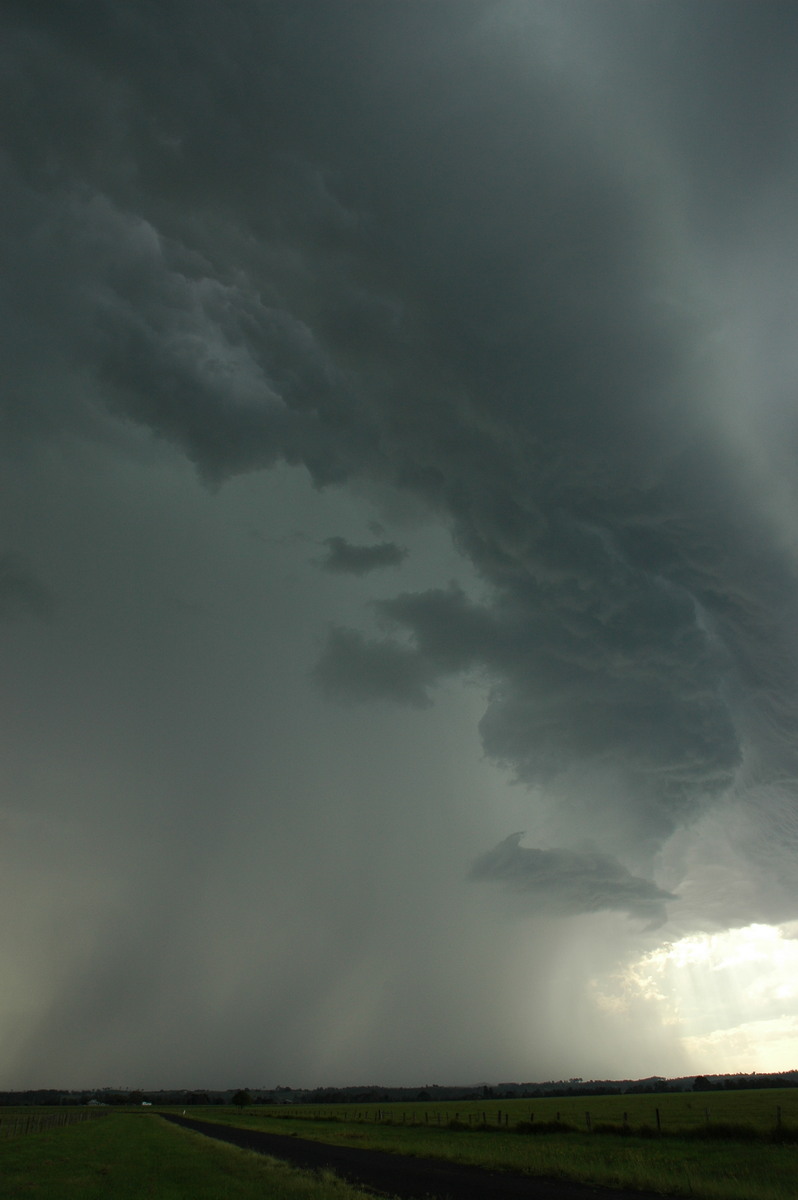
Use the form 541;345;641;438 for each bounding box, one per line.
608;924;798;1073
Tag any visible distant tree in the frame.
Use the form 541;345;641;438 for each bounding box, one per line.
232;1089;252;1109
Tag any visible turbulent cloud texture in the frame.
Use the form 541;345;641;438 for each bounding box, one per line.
471;834;678;925
319;537;408;576
2;0;798;1088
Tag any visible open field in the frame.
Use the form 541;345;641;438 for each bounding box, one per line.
188;1087;798;1138
248;1089;798;1134
4;1093;798;1199
162;1091;798;1199
0;1111;385;1200
0;1106;109;1139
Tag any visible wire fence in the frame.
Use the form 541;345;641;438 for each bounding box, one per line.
0;1108;110;1140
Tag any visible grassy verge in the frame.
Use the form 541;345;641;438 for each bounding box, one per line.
0;1112;388;1200
178;1103;798;1200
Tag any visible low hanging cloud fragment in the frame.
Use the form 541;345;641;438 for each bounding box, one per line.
313;627;434;708
319;536;407;575
470;833;678;925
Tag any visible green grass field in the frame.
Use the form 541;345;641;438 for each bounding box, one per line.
248;1087;798;1134
171;1090;798;1199
5;1093;798;1199
0;1111;385;1200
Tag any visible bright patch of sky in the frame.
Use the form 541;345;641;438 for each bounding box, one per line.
602;924;798;1074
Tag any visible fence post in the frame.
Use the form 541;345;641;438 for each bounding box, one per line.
655;1108;661;1133
585;1112;591;1131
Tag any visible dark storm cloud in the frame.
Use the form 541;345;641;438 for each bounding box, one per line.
471;833;678;924
322;575;741;845
3;0;798;927
0;554;54;622
313;627;434;708
319;536;407;576
595;1;798;239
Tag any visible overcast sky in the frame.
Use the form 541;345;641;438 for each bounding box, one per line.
3;0;798;1091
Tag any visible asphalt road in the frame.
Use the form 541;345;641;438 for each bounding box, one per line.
160;1112;678;1200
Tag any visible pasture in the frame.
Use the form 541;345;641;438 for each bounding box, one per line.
251;1088;798;1135
4;1092;798;1198
173;1090;798;1199
0;1110;382;1200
